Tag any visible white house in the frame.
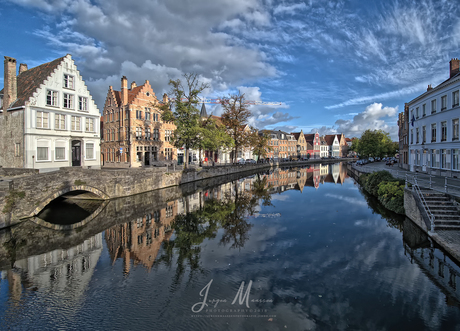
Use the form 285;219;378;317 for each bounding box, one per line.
408;58;460;176
0;55;101;172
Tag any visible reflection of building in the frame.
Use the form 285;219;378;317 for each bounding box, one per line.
105;201;176;271
101;76;176;167
262;162;348;192
0;55;101;171
3;234;102;302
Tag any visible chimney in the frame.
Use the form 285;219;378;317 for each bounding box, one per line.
450;58;459;78
3;56;17;111
130;81;137;89
427;84;433;91
19;63;28;75
163;93;168;104
121;76;128;106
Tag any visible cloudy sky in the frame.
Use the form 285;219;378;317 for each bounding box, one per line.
1;0;460;140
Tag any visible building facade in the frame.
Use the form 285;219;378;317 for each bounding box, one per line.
101;77;177;167
408;58;460;176
0;55;101;171
398;104;410;169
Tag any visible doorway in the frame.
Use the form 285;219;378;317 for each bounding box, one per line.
72;140;81;166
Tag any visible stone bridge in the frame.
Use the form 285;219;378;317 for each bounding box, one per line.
0;164;272;229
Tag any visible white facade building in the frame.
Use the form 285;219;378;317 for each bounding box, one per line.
0;55;101;171
408;58;460;176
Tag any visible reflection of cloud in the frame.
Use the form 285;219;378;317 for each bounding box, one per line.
325;193;367;206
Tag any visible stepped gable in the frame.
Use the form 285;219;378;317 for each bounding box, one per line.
0;56;65;108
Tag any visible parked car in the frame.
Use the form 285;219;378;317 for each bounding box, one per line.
237;158;246;164
368;157;374;163
245;159;256;164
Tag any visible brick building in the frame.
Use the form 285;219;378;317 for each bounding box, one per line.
263;130;296;160
398;103;409;169
101;76;176;167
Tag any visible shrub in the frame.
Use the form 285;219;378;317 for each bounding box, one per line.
366;171;395;196
377;181;405;214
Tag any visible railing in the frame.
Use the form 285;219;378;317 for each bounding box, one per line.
410;178;435;232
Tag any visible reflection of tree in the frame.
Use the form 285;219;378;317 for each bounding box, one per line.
358;185;404;230
157;176;272;278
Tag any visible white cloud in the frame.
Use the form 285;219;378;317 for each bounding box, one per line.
273;3;308;16
311;103;399;139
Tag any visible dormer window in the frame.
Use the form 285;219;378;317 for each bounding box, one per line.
64;74;74;89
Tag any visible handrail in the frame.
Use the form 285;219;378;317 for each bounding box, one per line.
412;182;435;233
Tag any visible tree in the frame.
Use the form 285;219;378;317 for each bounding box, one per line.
199;116;234;165
356;129;395;158
250;129;272;161
221;92;252;163
161;73;209;168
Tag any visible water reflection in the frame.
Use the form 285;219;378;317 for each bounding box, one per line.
1;163;460;330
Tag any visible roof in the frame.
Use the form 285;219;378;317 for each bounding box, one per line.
1;56;65;109
407;71;460;105
291;132;301;140
200;102;207;118
345;138;352;142
324;134;336;145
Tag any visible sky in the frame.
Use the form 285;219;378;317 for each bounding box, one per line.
1;0;460;141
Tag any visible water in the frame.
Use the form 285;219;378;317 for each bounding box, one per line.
1;163;460;330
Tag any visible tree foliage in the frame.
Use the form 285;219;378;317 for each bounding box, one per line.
199;116;234;163
160;73;209;168
250;130;272;160
355;129;396;158
221;92;252;162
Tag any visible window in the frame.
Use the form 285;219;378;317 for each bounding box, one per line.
55;147;65;160
431;150;436;167
71;116;81;131
55;114;65;130
14;143;20;157
153;113;159;122
78;97;88;111
416;127;419;144
441;149;447;169
453;149;460;170
165;130;171;142
146;128;151;140
86;143;94;159
442;95;447;111
422;104;426;116
85;118;95;132
454;91;459;108
136;110;142;119
154;129;159;140
410;129;413;144
136;127;142;139
422;126;426;143
111;129;115;141
46;90;58;106
125;127;129;140
416;107;419;118
37;147;48;161
63;74;74;89
36;111;49;128
63;93;74;109
431;100;436;114
431;123;436;142
441;121;447;141
453;119;459;141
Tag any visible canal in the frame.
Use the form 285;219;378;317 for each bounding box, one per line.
0;163;459;330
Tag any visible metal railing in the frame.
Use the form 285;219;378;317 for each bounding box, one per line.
410;178;435;232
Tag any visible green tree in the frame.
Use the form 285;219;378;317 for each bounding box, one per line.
250;129;272;161
221;92;252;163
356;129;395;158
160;73;209;168
199;116;234;165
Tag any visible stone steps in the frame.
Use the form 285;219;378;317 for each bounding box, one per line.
419;189;460;230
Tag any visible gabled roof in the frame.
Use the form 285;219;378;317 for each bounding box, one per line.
1;56;65;109
200;102;207;118
128;85;144;103
291;132;301;140
324;134;336;145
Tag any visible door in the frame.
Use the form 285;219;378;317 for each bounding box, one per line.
144;152;150;165
72;140;81;166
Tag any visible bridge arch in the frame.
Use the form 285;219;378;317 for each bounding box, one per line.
30;185;110;218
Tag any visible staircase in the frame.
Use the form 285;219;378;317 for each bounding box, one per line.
420;189;460;230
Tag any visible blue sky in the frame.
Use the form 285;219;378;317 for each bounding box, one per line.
1;0;460;140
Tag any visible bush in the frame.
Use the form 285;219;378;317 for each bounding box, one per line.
377;180;405;214
365;171;395;196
